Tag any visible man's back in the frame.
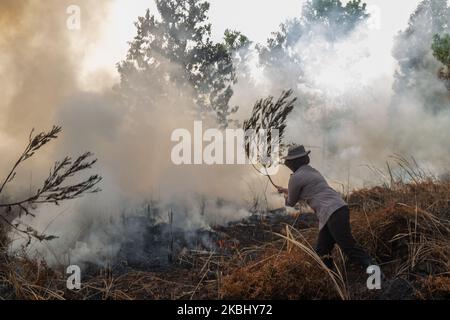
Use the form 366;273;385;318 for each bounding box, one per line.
286;165;347;230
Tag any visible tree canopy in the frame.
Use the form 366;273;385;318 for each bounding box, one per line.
258;0;369;92
393;0;450;95
432;33;450;90
117;0;249;127
390;0;450;113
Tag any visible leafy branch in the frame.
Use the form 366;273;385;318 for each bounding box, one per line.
0;126;102;244
0;126;61;195
243;90;296;188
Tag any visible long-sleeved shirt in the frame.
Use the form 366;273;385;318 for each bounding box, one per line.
286;165;347;230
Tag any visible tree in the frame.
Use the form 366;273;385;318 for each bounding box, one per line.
192;28;250;126
223;29;253;90
257;19;304;90
117;0;249;127
302;0;369;41
392;0;450;101
256;0;369;168
258;0;369;91
432;33;450;90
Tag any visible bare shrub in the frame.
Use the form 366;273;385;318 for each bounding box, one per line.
0;125;102;244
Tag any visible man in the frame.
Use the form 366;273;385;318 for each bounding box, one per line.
277;145;374;270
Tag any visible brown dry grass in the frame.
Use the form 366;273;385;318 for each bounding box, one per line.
1;179;449;300
220;180;450;300
0;254;65;299
349;181;450;276
220;248;342;300
418;276;450;300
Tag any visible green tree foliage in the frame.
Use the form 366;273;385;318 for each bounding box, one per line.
432;33;450;91
302;0;369;41
432;33;450;66
117;0;249;127
256;0;369;165
393;0;450;98
257;19;304;89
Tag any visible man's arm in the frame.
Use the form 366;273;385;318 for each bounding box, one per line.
276;186;288;194
285;176;301;207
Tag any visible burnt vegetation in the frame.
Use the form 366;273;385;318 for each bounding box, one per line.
0;124;448;300
0;160;448;299
1;0;450;300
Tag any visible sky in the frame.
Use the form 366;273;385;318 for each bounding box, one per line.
79;0;422;88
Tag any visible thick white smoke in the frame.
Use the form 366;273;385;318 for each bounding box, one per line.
230;3;450;191
2;1;450;266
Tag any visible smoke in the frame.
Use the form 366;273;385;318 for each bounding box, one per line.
230;1;450;189
0;1;264;266
27;78;260;265
0;0;110;183
2;0;450;266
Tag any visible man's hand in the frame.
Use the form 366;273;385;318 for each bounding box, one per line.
276;186;288;195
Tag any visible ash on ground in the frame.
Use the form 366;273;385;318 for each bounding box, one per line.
113;208;316;273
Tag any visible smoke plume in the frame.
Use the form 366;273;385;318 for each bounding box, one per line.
1;0;450;266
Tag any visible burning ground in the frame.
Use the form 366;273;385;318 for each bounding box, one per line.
1;0;450;300
1;163;449;300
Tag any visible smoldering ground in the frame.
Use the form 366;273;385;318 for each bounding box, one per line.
1;0;450;267
0;0;261;266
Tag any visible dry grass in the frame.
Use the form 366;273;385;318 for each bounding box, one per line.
349;181;450;275
0;254;65;300
220;179;450;300
417;276;450;300
220;248;342;300
1;175;449;300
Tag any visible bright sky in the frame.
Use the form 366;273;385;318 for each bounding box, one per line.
79;0;422;87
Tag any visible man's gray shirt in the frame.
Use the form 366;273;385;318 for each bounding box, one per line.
286;165;347;230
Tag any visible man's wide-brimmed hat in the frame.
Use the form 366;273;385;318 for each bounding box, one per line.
283;145;311;161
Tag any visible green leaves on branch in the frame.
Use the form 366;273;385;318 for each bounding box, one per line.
432;33;450;66
243;90;296;170
432;33;450;90
302;0;369;40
